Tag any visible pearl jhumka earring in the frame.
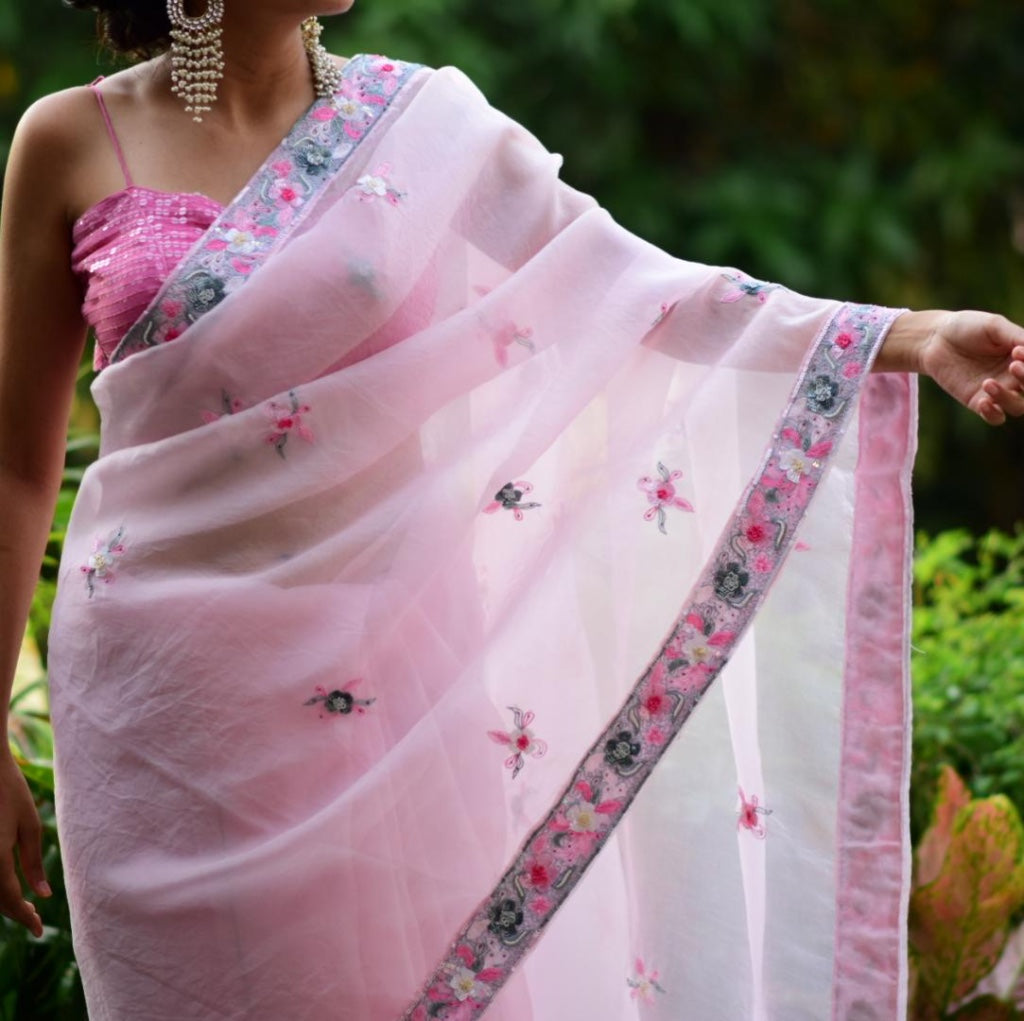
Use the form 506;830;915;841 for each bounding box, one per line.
167;2;344;123
168;0;225;122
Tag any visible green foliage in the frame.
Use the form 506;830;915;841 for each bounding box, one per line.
911;529;1024;839
910;767;1024;1019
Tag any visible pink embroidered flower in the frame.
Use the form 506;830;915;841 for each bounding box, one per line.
752;552;774;574
834;331;854;350
652;301;673;328
161;299;184;319
482;481;541;521
304;680;375;719
530;895;553;916
843;361;863;379
720;271;779;304
201;389;245;424
355;163;405;205
271;159;294;176
265;390;314;457
271;178;303;206
487;706;548;779
638;462;695;535
81;526;127;597
738;786;772;838
744;521;769;545
492;322;535;367
646;726;667;745
628;958;667;1003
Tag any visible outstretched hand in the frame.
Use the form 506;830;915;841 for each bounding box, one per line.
0;753;49;937
888;309;1024;425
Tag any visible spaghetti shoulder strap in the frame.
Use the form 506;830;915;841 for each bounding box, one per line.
88;77;134;188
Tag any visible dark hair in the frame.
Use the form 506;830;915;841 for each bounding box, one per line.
64;0;172;60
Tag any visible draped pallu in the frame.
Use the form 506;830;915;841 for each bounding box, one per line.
48;56;916;1020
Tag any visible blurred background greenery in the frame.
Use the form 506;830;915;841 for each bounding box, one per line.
1;0;1023;1017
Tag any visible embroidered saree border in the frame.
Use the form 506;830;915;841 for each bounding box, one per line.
832;373;917;1020
109;55;423;366
402;303;904;1020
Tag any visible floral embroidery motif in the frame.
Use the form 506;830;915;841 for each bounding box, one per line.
110;55;422;364
266;390;314;458
638;462;695;534
628;959;667;1004
81;526;127;597
492;323;535;368
737;786;772;838
402;302;901;1021
652;301;674;328
354;162;405;205
720;271;781;304
201;389;246;424
482;481;541;521
304;680;375;718
487;706;548;779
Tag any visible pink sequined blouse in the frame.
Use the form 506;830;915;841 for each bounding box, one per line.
71;83;223;369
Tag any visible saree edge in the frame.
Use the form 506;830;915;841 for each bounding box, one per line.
832;367;918;1020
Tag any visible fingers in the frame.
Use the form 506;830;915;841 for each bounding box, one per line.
16;809;51;902
0;852;44;938
979;376;1024;425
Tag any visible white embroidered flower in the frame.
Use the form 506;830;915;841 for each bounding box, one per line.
779;446;812;483
566;802;601;833
223;228;259;255
356;174;389;198
681;634;714;665
449;967;483;1002
335;97;372;121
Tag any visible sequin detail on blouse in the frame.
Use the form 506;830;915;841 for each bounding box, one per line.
71;188;223;370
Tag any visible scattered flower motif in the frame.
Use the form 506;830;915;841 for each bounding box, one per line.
834;331;855;351
492;322;535;367
354;163;405;205
720;272;780;304
270;178;304;206
737;786;772;838
843;361;863;380
482;481;541;521
652;301;673;328
201;389;246;424
488;706;548;779
81;526;127;597
752;552;774;573
265;390;314;458
638;462;695;535
628;958;667;1004
604;729;642;771
304;680;375;719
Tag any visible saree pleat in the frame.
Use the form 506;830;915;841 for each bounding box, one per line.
48;58;914;1019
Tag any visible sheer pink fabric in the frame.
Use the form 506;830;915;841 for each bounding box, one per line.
48;61;915;1020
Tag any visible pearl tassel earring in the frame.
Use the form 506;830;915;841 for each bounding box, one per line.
301;17;343;99
167;0;225;123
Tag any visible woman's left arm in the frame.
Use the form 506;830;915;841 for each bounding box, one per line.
875;309;1024;425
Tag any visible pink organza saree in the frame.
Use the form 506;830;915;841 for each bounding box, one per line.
48;55;916;1020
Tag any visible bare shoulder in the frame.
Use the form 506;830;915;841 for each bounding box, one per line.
8;86;105;225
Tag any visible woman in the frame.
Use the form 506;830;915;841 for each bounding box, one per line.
1;2;1022;1018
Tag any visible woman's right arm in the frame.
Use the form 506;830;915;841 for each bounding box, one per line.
0;92;91;936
